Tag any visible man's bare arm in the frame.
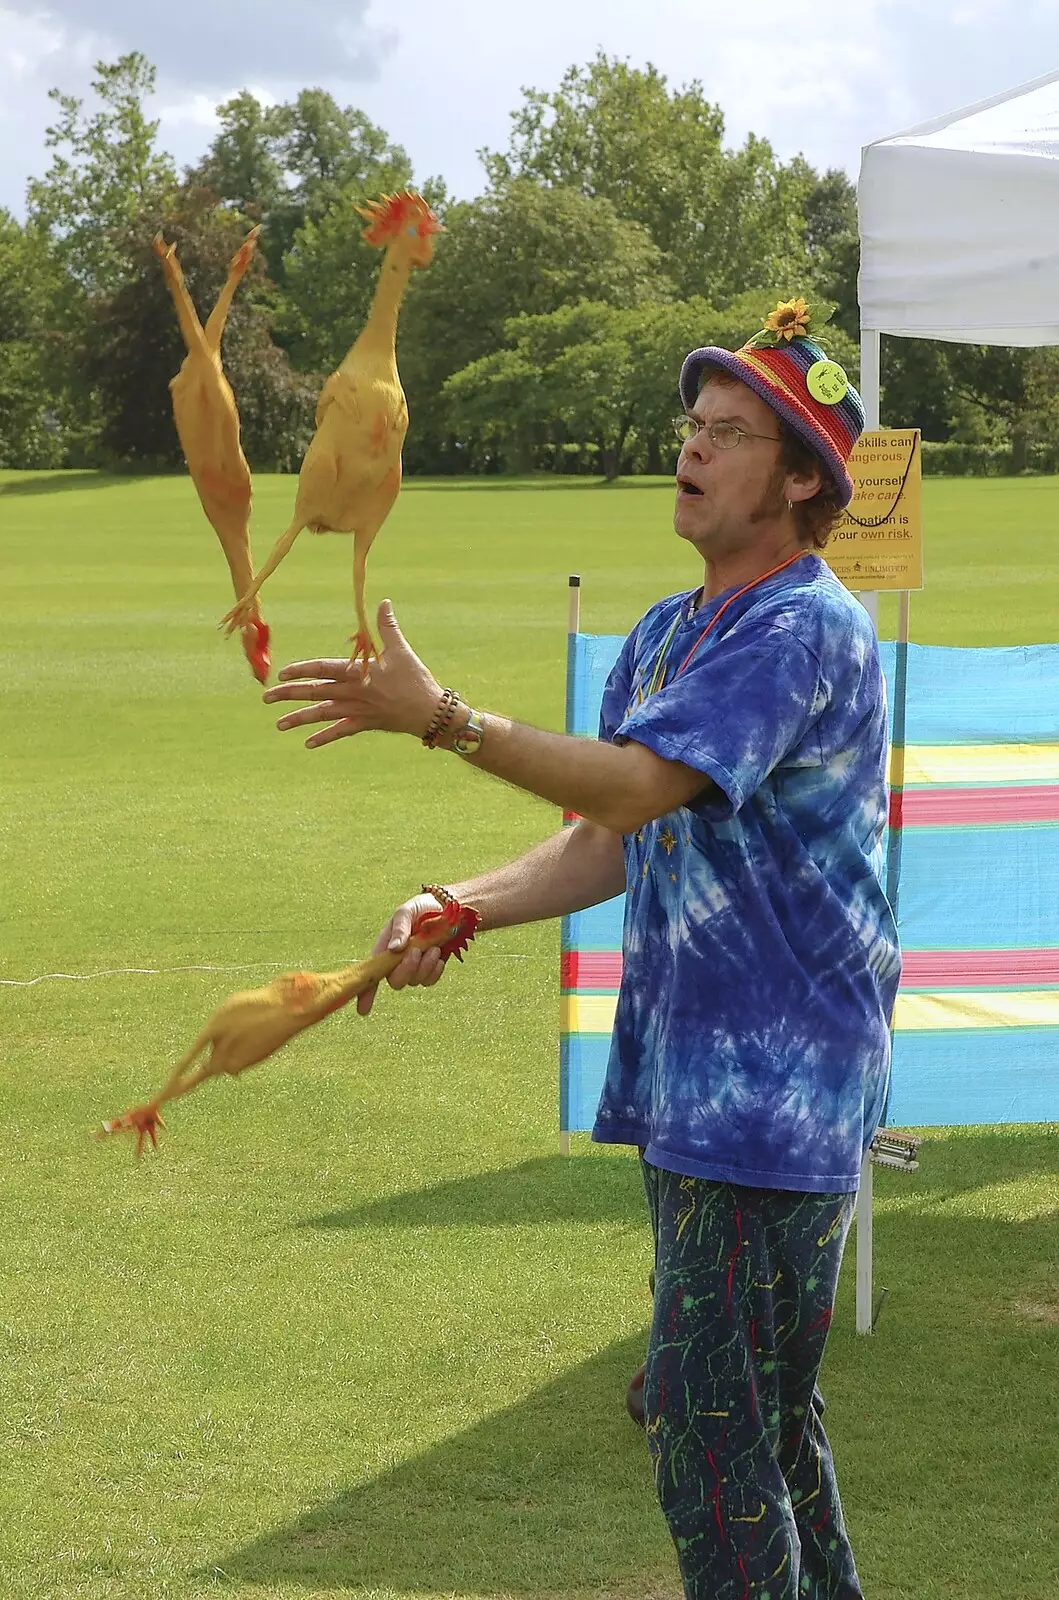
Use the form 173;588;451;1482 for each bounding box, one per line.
264;602;717;835
356;820;625;1014
445;819;626;932
432;710;711;835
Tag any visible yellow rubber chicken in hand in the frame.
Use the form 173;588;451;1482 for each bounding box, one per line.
221;190;441;667
98;898;479;1155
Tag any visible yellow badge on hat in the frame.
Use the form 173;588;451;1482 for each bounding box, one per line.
806;359;848;406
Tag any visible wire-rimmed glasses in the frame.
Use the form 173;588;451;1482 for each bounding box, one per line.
673;416;782;449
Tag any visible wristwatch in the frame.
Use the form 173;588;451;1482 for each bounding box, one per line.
453;709;485;757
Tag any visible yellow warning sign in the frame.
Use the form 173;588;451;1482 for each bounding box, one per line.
825;429;923;591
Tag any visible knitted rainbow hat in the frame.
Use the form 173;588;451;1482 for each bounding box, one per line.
678;298;865;507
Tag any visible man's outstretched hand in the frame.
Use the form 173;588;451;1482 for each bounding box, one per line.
356;892;450;1016
263;600;442;748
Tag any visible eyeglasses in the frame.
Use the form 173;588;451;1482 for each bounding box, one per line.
673;416;782;449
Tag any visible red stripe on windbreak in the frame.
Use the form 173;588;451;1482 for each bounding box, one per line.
889;785;1059;827
562;948;1059;992
563;951;622;990
902;949;1059;987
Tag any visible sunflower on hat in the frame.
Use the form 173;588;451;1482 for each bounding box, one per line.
764;297;811;340
743;296;832;350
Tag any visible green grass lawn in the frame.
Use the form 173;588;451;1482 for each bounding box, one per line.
1;469;1058;1600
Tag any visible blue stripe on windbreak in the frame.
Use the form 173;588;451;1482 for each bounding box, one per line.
889;1029;1059;1126
560;1033;612;1133
562;1027;1059;1134
899;825;1059;947
878;641;1059;746
563;898;625;953
568;635;626;736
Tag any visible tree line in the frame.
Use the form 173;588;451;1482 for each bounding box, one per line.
1;51;1056;479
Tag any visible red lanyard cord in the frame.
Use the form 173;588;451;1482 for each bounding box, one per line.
674;548;809;680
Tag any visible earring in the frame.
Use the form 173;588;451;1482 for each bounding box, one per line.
786;499;793;512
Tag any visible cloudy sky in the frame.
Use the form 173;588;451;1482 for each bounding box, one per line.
1;0;1057;215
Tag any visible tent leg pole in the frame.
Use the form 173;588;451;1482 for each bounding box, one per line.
559;1132;571;1157
856;1151;874;1334
861;328;881;429
857;327;883;634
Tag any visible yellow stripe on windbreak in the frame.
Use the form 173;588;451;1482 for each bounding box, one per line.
895;989;1059;1031
561;993;617;1035
892;743;1059;787
561;989;1059;1038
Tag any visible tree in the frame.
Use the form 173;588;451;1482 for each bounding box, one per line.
19;53;180;463
443;291;862;479
443;297;729;478
87;190;317;470
27;53;177;296
189;88;414;279
397;177;670;471
0;210;71;467
483;55;724;266
190;91;285;222
945;345;1041;468
878;338;957;440
483;54;812;303
801;166;860;340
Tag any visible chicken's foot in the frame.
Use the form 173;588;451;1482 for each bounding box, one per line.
349;531;379;669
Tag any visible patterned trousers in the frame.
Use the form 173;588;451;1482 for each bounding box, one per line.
640;1159;863;1600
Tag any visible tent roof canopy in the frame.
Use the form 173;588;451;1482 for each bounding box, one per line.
858;69;1059;345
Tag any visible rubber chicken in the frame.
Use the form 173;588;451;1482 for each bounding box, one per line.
98;899;479;1155
220;190;441;668
154;227;270;684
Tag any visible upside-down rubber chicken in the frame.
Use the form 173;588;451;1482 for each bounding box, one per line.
153;227;270;684
220;190;442;667
98;900;479;1155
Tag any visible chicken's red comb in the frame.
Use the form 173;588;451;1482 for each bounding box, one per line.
411;900;481;962
356;189;440;247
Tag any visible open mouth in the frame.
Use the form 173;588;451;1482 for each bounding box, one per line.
677;477;704;496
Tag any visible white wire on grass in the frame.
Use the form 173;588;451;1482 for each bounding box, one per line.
0;962;299;987
0;950;526;988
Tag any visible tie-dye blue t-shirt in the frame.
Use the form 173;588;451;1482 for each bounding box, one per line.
592;553;901;1194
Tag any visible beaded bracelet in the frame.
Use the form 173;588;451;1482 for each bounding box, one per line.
431;692;461;748
421;688;454;747
421;883;456;907
421;688;461;748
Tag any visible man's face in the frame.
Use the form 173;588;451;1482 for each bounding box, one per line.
673;374;790;556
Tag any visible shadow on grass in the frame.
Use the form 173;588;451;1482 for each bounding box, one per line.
214;1330;674;1596
0;470;150;496
219;1130;1059;1599
295;1152;646;1232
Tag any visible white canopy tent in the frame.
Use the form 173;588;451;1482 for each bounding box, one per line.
858;65;1059;427
853;68;1059;1332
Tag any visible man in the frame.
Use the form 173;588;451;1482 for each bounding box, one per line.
264;300;901;1600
